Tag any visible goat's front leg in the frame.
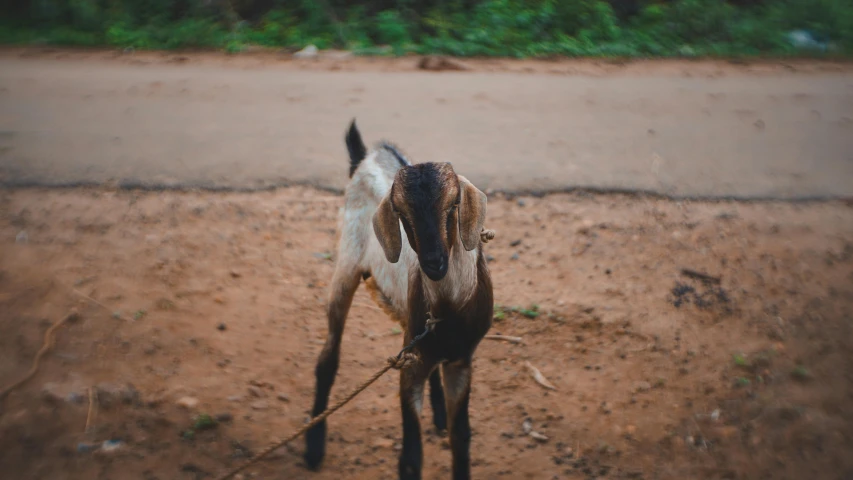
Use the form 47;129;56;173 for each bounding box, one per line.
304;266;362;470
441;359;474;480
399;358;436;480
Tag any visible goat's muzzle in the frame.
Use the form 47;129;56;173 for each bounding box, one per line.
420;251;448;281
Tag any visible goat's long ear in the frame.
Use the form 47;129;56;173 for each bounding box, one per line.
373;194;403;263
457;175;487;251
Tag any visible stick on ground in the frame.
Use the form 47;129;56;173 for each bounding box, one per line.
0;311;79;401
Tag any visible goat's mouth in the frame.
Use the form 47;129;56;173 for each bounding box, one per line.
420;258;448;282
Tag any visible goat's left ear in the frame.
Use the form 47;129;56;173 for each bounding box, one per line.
457;175;487;251
373;193;403;263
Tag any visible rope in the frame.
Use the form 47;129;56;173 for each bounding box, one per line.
213;353;418;480
0;310;79;401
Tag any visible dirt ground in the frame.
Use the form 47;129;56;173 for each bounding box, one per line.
3;47;853;197
1;185;852;480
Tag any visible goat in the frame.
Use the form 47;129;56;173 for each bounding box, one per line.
305;120;494;480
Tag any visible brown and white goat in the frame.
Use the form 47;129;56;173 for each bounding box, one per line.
305;121;493;480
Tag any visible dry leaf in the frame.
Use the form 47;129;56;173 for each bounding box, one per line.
524;361;557;390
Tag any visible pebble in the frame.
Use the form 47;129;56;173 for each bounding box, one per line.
176;396;200;409
215;412;234;423
248;386;264;398
510;239;522;247
227;395;243;402
510;253;520;261
373;438;395;449
276;393;290;402
99;440;123;454
517;199;526;207
217;323;227;331
15;230;28;244
529;431;549;443
294;44;319;59
521;418;533;435
250;400;269;410
634;381;652;393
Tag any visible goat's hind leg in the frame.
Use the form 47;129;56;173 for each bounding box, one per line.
304;264;363;470
428;368;447;432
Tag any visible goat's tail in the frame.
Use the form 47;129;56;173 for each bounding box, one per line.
346;119;368;178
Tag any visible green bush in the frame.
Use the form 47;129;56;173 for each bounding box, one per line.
1;0;851;57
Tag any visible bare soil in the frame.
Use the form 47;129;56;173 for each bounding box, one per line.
3;47;853;198
1;186;852;480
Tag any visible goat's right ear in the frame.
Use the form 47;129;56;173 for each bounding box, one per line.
372;194;402;263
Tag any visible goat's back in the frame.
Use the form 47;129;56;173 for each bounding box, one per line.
338;144;416;322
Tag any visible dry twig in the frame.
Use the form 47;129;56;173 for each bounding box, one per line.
0;311;79;401
484;334;523;344
524;361;557;391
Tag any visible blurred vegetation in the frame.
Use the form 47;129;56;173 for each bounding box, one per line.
0;0;851;57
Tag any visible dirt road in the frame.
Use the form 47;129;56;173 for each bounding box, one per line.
1;49;852;198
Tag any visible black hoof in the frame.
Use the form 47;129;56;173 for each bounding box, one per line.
304;424;326;470
432;410;447;433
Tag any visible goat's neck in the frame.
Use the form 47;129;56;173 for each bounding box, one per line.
420;239;479;311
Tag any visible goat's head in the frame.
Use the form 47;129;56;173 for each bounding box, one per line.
372;162;487;281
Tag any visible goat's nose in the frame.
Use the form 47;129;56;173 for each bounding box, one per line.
423;252;445;269
421;252;448;280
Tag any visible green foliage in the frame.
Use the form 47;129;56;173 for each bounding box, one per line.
1;0;851;57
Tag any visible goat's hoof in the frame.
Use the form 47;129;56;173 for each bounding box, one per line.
432;413;447;433
304;427;326;470
303;448;325;471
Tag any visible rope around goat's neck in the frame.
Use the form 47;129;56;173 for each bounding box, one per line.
213;353;418;480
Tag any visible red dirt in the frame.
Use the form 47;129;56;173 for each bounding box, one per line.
1;187;852;480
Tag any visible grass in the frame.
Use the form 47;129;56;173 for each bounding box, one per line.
1;0;851;58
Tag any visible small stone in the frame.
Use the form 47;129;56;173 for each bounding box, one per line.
276;393;290;402
99;440;123;454
248;386;264;397
486;254;495;262
215;412;234;423
217;323;227;331
564;447;574;457
510;239;522;247
227;395;243;402
634;381;652;393
517;199;526;207
600;402;612;415
522;418;533;434
294;44;319;59
250;400;269;410
529;431;548;442
15;231;28;244
510;253;520;261
177;396;200;409
373;438;395;449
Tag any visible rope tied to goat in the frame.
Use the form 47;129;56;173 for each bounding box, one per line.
212;313;447;480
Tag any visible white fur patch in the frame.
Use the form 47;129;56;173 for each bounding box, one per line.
422;238;478;309
337;145;479;320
